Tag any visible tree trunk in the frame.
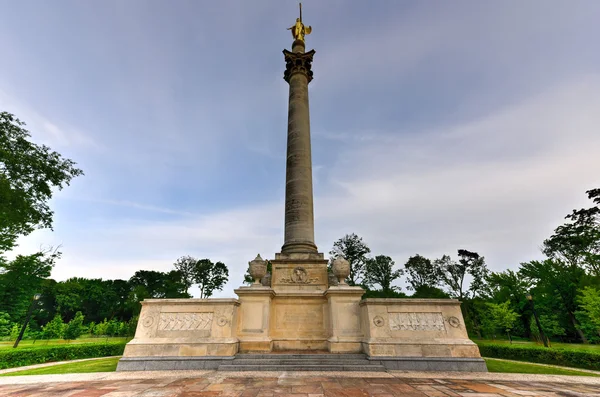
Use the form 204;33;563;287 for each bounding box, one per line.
568;311;589;344
508;331;512;344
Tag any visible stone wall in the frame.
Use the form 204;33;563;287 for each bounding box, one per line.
122;298;240;357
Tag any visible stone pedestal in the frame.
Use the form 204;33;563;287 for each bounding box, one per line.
235;286;274;352
359;298;487;371
326;286;364;353
117;299;240;371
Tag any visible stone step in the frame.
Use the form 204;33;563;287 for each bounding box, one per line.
230;359;382;366
234;353;367;360
218;364;387;372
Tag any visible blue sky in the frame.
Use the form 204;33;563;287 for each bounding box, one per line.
2;1;600;296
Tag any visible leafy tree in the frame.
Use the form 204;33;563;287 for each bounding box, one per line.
63;311;85;340
482;301;520;342
42;313;65;339
543;188;600;276
0;248;59;323
194;259;229;298
173;255;198;293
484;270;532;335
404;254;440;291
519;259;589;343
9;323;19;341
0;312;11;337
436;250;488;300
411;285;450;299
0;111;84;253
128;270;189;314
329;233;371;286
575;286;600;339
364;255;403;292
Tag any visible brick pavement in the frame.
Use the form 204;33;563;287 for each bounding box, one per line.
1;370;600;396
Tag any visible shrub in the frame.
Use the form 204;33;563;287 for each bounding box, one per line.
63;312;85;340
477;342;600;371
0;342;127;369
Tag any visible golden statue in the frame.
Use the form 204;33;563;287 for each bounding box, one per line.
287;3;312;42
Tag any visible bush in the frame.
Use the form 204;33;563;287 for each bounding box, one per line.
0;342;126;369
477;342;600;371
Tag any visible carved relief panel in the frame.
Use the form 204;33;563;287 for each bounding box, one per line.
388;312;446;332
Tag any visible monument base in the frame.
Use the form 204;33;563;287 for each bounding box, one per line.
118;291;486;372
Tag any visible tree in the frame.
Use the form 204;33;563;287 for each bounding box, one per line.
437;250;488;300
0;248;59;323
194;259;229;298
128;270;190;314
42;314;64;339
543;188;600;276
575;286;600;339
364;255;403;292
173;255;198;293
404;254;440;291
63;311;85;340
0;312;11;337
484;270;532;336
329;233;371;286
0;111;84;253
519;259;589;343
482;301;520;342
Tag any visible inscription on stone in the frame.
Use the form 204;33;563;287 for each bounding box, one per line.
389;312;446;332
158;312;213;331
281;309;322;328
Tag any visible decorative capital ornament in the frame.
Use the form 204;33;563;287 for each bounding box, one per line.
283;49;315;83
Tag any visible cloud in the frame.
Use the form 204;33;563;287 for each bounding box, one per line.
11;73;600;297
3;1;600;299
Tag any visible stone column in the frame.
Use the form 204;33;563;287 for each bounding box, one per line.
281;39;318;254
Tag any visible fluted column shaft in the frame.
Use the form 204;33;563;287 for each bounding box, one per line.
281;40;318;254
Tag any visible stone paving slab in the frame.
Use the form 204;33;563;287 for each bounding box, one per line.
1;370;600;396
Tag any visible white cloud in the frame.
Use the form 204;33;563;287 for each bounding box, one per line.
10;74;600;297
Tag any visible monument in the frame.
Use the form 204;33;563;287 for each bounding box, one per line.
117;4;486;372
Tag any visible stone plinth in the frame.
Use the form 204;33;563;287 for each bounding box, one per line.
326;286;364;353
271;252;329;292
359;298;486;371
271;290;328;351
234;286;274;352
120;299;239;359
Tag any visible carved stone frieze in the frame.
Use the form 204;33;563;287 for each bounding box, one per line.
279;266;319;284
283;49;315;83
388;312;446;332
158;312;213;331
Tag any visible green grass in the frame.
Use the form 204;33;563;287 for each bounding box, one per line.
0;357;120;376
476;339;600;352
0;337;131;350
484;358;599;376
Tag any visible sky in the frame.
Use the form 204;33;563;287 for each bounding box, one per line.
1;0;600;297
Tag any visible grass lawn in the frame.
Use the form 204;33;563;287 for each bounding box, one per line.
0;337;131;350
484;358;599;376
0;357;120;376
476;339;600;352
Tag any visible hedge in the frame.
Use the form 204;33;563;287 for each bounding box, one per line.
477;343;600;371
0;342;126;370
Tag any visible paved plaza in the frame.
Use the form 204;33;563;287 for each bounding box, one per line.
1;370;600;396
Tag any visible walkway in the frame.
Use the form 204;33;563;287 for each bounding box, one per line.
1;370;599;396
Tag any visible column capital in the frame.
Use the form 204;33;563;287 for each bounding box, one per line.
283;49;315;83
